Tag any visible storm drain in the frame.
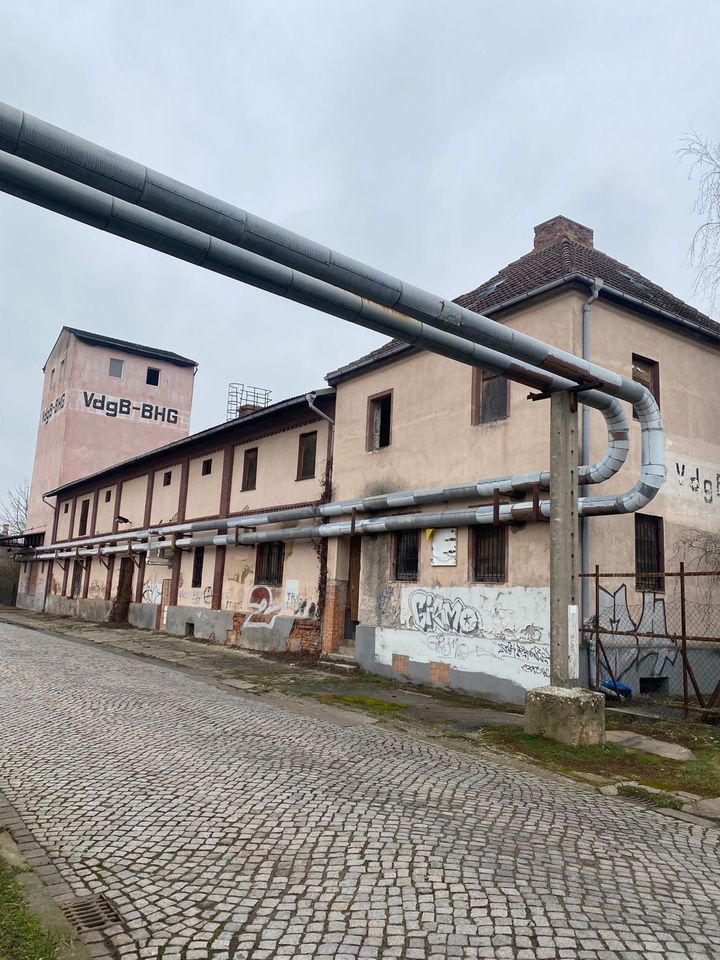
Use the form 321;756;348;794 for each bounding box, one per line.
60;894;121;932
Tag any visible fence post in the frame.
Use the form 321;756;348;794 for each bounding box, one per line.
680;560;689;720
594;564;601;690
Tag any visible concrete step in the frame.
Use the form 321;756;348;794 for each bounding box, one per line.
321;649;357;666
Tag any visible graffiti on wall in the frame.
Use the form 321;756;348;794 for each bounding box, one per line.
597;583;680;681
178;586;213;606
142;580;162;605
666;453;720;515
245;585;283;628
429;528;457;567
374;585;551;689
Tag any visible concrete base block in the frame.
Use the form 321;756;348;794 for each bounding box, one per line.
524;686;605;746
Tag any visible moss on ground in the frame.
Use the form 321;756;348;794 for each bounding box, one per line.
319;694;408;715
0;855;57;960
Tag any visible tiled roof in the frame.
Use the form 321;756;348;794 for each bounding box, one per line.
64;327;198;367
327;217;720;383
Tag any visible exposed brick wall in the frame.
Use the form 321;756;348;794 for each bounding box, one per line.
288;618;321;654
321;579;347;653
226;612;246;648
428;661;451;685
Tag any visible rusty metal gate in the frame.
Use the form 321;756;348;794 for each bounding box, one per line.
582;564;720;720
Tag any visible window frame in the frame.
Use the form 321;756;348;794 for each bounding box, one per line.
392;529;420;582
296;431;318;481
201;458;213;477
255;541;285;587
634;513;665;592
472;368;509;425
191;546;205;589
471;525;508;584
366;390;393;451
632;354;660;421
241;447;258;491
77;499;90;537
146;366;161;386
108;357;124;379
162;471;172;487
104;489;112;503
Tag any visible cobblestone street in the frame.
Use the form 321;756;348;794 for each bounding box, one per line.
1;622;720;959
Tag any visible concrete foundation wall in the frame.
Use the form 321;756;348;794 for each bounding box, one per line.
237;616;295;653
165;605;233;641
16;591;45;612
129;602;159;630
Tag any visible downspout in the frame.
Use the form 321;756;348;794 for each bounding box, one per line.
582;278;603;686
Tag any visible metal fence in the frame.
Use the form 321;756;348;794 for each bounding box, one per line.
582;564;720;720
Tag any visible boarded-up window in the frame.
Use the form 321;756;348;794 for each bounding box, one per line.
632;354;660;420
77;499;90;537
297;432;317;480
241;448;258;491
473;369;508;424
367;393;392;450
635;514;664;592
256;541;285;586
394;530;419;582
191;546;205;588
473;526;507;583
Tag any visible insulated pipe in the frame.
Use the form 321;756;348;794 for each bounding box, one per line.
0;151;656;516
0;102;665;407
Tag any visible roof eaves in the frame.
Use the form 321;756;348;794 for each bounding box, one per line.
63;326;198;367
325;342;415;385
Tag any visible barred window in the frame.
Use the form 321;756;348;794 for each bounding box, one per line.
256;541;285;586
635;514;664;592
472;526;507;583
394;530;419;582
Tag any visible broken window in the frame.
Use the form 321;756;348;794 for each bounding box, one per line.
632;354;660;420
473;368;509;424
635;513;664;592
473;526;507;583
201;458;212;477
367;392;392;450
256;541;285;586
241;448;258;491
393;530;419;582
297;432;317;480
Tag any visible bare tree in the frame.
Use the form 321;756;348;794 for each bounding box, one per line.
679;130;720;309
0;480;29;535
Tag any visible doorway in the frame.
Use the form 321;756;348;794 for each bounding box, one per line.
111;556;134;622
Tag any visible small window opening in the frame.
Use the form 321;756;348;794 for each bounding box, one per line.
297;431;317;480
163;471;172;487
394;530;419;582
185;621;195;637
474;369;509;424
146;367;160;386
78;499;90;537
241;448;258;491
201;459;212;476
63;503;69;515
104;490;112;503
632;354;660;420
639;676;668;695
367;393;392;450
108;357;124;378
191;546;205;588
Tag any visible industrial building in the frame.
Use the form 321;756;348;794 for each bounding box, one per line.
9;217;720;704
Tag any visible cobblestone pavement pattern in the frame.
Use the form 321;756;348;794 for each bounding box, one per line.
1;623;720;960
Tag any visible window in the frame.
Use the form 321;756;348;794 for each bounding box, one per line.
256;541;285;586
241;448;258;491
77;499;90;537
49;367;55;388
70;559;83;599
109;357;124;378
191;546;205;588
297;431;317;480
63;502;69;514
163;471;172;487
473;369;509;424
635;514;664;592
367;392;392;450
146;367;160;386
393;530;419;582
632;354;659;420
59;358;65;380
472;526;507;583
201;458;213;476
104;490;112;503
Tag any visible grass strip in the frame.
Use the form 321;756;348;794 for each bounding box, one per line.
0;854;57;960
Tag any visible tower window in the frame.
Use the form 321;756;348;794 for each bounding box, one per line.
109;357;124;378
147;367;160;386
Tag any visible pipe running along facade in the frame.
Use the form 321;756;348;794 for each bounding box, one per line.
0;103;663;559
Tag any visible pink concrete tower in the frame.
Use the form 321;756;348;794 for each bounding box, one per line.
26;327;197;539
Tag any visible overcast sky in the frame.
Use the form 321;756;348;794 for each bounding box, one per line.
1;0;719;501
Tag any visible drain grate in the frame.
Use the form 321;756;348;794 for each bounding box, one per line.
60;894;121;932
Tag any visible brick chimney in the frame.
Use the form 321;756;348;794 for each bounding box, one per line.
533;215;593;251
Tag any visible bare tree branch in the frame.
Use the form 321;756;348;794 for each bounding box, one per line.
0;480;29;535
679;130;720;310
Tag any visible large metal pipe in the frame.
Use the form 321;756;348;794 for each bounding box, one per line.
0;150;661;520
